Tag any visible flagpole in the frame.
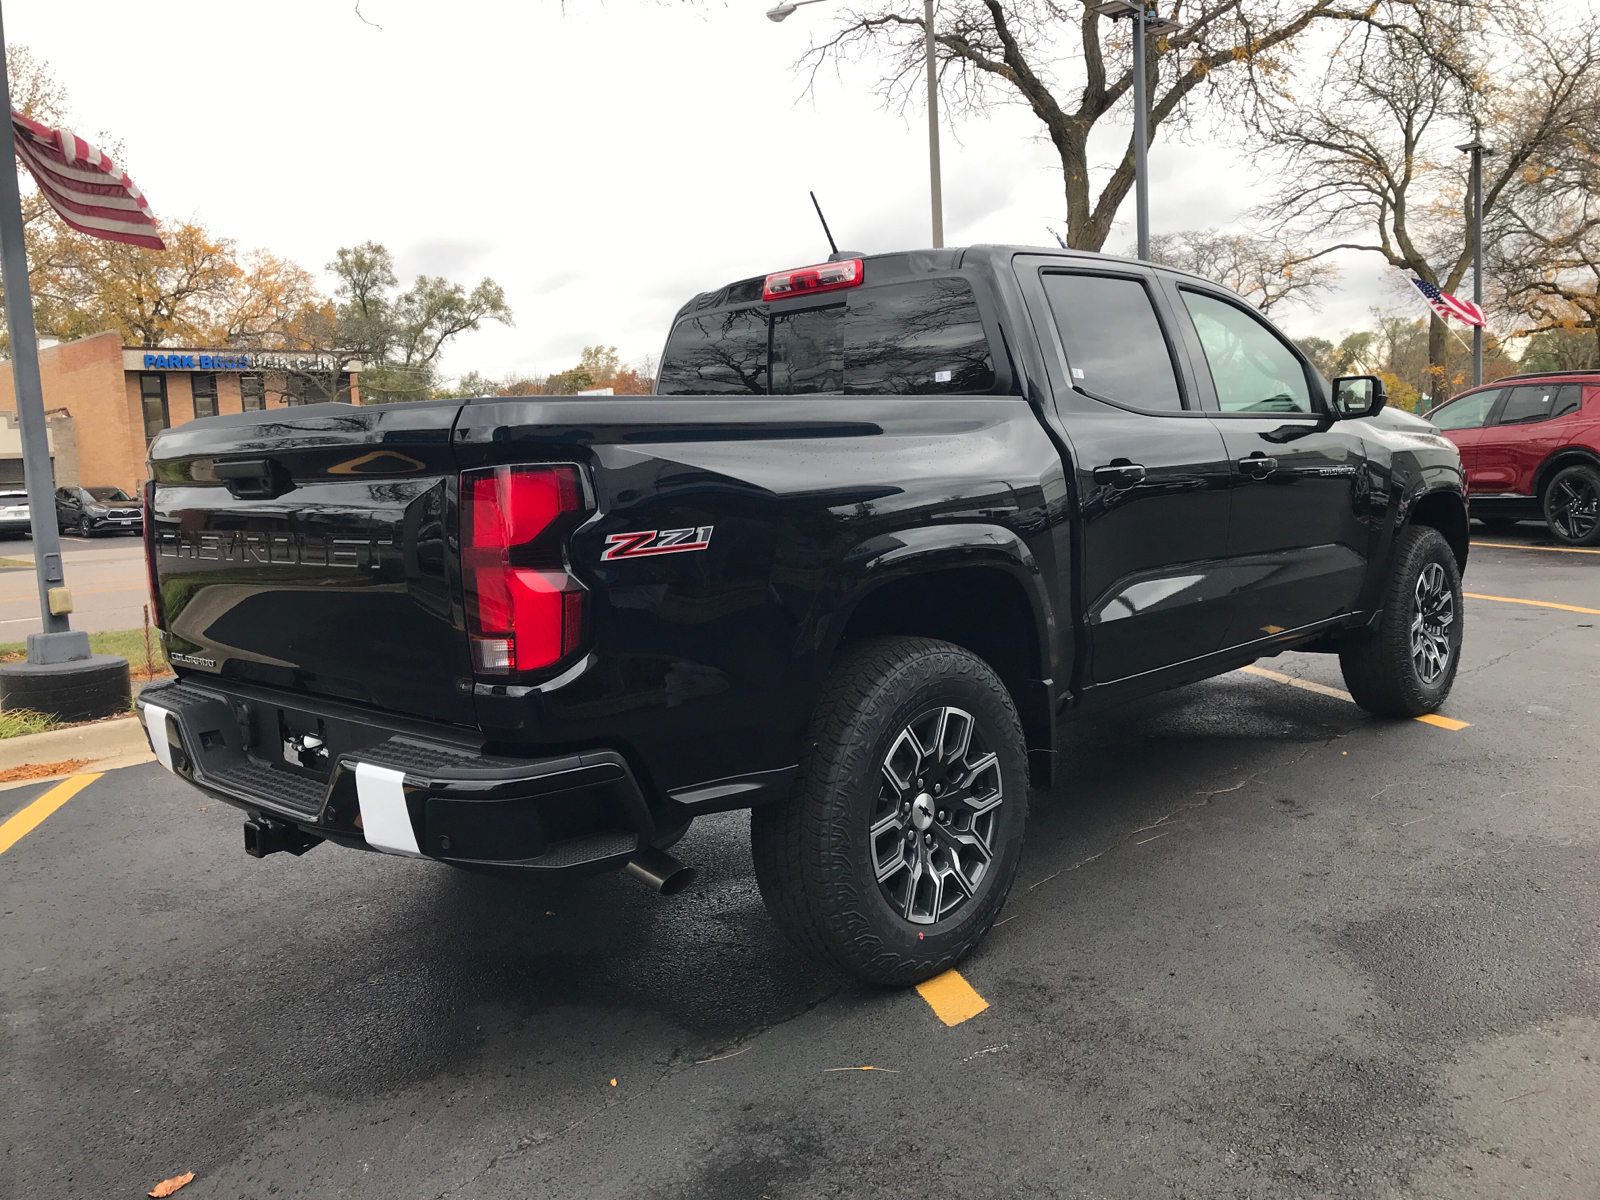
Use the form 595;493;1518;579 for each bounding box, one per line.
0;0;90;666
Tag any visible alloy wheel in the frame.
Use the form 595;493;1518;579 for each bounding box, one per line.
1548;475;1599;542
870;706;1003;924
1410;561;1455;685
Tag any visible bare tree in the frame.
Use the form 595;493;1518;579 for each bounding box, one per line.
802;0;1427;251
1489;76;1600;362
1257;8;1600;400
1142;228;1340;312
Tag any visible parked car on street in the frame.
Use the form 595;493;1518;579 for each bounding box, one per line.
1425;370;1600;545
135;245;1470;985
56;485;144;537
0;490;29;537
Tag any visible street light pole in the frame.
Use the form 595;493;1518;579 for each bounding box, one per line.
1090;2;1181;261
1131;5;1149;261
1456;139;1490;387
768;0;943;247
925;0;943;248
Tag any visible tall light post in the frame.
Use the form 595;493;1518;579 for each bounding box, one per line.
767;0;944;248
1089;1;1181;260
1456;138;1494;387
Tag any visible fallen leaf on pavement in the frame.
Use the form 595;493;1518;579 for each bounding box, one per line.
0;759;91;782
149;1171;194;1197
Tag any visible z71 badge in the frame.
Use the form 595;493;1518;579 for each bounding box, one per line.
601;526;714;561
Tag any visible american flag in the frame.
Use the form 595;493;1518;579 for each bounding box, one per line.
11;109;164;250
1411;278;1485;327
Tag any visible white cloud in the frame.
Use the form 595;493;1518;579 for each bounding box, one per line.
15;0;1437;381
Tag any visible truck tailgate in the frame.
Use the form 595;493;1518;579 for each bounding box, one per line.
147;402;474;726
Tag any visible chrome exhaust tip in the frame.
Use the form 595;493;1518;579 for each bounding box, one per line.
625;845;697;896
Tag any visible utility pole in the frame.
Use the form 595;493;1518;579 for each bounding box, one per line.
925;0;943;248
0;2;82;664
1456;139;1491;388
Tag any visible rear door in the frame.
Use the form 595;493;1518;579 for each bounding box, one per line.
1017;258;1235;684
1479;383;1582;494
147;401;475;725
1166;284;1372;645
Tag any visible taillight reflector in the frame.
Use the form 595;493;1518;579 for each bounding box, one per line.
142;479;164;630
461;465;589;675
762;257;863;301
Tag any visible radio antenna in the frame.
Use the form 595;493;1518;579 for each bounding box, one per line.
810;191;839;256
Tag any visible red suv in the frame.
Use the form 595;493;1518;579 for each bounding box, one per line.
1426;371;1600;545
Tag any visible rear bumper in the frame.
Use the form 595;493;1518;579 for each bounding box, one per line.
136;678;658;874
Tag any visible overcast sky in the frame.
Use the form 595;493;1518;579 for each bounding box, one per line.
16;0;1428;383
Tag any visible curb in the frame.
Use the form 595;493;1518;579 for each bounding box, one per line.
0;714;155;788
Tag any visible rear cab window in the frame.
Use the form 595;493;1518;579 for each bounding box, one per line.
656;276;997;396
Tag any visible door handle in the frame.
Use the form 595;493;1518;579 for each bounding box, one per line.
1092;463;1147;487
1238;455;1278;478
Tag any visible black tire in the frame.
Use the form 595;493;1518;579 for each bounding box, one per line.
750;636;1029;987
1339;526;1463;717
77;516;92;538
1542;464;1600;546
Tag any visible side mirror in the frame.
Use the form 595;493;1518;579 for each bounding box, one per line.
1331;374;1388;419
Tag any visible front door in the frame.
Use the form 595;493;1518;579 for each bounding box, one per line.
1021;263;1234;684
1426;388;1503;493
1167;285;1373;646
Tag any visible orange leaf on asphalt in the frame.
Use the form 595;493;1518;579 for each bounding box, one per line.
149;1171;195;1197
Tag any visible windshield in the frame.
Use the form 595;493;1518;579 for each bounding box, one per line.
86;487;135;502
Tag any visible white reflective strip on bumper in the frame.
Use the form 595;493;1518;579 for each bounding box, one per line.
142;703;173;771
355;762;420;856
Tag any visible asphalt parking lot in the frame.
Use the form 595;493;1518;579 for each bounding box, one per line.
3;524;1597;1199
0;531;149;638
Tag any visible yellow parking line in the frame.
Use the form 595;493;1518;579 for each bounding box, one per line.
1239;665;1469;730
1472;540;1600;556
1415;713;1471;730
1241;664;1351;702
0;773;102;855
915;968;990;1026
1465;591;1600;615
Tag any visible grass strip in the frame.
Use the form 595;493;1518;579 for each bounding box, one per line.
0;628;169;676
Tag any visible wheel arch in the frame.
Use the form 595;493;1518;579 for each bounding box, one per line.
1533;446;1600;503
818;524;1058;787
1405;487;1469;570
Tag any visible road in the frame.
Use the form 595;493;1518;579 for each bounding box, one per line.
0;531;149;638
1;525;1597;1199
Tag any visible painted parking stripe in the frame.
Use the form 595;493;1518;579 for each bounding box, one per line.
1471;540;1600;556
916;968;990;1026
0;773;102;856
1239;665;1470;730
1464;591;1600;616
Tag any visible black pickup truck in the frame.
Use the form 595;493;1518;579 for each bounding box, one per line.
136;245;1468;985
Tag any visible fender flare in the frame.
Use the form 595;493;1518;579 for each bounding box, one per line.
804;522;1060;785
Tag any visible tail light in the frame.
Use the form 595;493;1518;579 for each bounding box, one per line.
142;479;165;630
762;257;863;301
461;464;590;675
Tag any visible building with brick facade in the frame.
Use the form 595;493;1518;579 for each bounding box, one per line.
0;329;360;497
